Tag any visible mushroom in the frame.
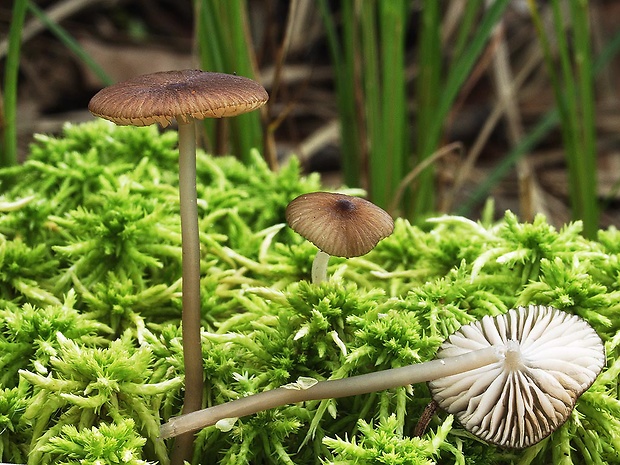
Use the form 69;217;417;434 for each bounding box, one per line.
159;305;605;448
285;192;394;283
428;304;605;448
88;70;268;459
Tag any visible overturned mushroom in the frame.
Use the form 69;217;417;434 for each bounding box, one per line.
285;192;394;283
160;305;605;448
429;304;605;448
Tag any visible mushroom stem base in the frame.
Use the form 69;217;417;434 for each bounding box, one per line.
311;250;331;283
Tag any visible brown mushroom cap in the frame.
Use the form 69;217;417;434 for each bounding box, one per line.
428;305;605;449
88;69;268;127
285;192;394;258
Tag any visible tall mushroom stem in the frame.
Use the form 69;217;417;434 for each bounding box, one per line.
160;344;501;439
172;119;203;462
311;250;331;283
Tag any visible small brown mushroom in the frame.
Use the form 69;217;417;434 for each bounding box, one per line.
89;69;268;462
285;192;394;283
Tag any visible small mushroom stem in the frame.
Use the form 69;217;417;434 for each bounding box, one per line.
160;344;501;439
173;119;204;461
311;250;331;283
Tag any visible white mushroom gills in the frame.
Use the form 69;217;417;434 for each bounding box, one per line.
429;305;605;448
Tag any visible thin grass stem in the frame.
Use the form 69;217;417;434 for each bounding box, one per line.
318;0;364;188
528;0;599;237
570;0;598;237
1;0;29;167
194;0;264;161
27;1;113;86
413;0;511;218
458;23;620;216
413;0;441;217
360;1;381;202
376;0;408;210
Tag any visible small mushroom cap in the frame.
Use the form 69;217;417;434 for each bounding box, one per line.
285;192;394;258
88;69;268;127
428;305;605;449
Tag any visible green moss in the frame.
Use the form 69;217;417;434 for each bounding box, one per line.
0;290;110;387
39;419;148;465
0;121;617;464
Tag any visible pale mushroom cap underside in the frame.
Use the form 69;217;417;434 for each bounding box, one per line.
88;69;269;127
428;305;605;449
285;192;394;258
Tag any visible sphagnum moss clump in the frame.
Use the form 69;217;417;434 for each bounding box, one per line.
0;121;618;464
39;419;148;465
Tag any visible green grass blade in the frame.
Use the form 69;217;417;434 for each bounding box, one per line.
459;23;620;219
413;0;442;216
413;0;511;218
360;1;381;203
27;2;113;87
528;0;599;237
194;0;264;162
376;0;408;211
569;0;598;237
456;109;560;215
225;0;264;163
452;0;485;64
195;0;225;71
549;0;583;217
1;0;29;166
194;0;222;151
320;0;409;210
318;0;363;188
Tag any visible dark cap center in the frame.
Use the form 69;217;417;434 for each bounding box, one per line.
334;198;357;213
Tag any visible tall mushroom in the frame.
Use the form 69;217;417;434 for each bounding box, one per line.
159;305;605;450
285;192;394;283
88;70;268;462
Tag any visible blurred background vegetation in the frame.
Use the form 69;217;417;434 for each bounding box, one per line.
2;0;620;237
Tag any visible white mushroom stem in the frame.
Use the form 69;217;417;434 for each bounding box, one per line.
160;344;501;439
311;250;331;284
177;119;204;413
